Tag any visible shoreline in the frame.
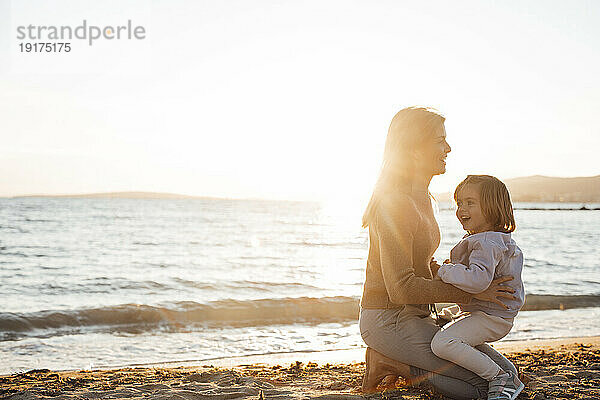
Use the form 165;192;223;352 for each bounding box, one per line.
129;335;600;370
7;335;597;377
5;335;599;377
2;335;598;399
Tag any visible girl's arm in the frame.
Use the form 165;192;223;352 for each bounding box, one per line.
429;258;441;277
437;239;504;294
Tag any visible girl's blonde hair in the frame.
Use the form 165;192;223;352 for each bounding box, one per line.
454;175;516;233
362;106;445;228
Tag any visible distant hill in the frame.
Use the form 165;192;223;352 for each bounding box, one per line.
8;175;600;202
504;175;600;202
436;175;600;203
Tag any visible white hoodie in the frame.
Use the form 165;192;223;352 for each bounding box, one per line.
437;231;525;319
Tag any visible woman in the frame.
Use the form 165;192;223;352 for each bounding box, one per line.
359;107;517;399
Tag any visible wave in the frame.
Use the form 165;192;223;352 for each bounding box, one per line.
521;294;600;311
0;296;359;340
291;239;363;248
171;277;322;292
2;294;599;341
17;280;181;295
0;226;29;233
0;252;30;258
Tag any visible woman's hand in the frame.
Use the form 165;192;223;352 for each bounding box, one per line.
473;276;516;309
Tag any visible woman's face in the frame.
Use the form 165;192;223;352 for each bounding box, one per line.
413;123;451;176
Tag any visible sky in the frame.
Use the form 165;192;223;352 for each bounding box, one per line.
0;0;599;203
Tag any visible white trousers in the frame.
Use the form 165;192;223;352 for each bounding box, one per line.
431;310;513;381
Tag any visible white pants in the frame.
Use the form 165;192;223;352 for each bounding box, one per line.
431;310;513;381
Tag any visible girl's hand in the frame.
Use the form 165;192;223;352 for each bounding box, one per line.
473;276;516;309
429;258;441;277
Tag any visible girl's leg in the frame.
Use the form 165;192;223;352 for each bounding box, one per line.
360;309;487;399
430;311;513;380
476;343;518;376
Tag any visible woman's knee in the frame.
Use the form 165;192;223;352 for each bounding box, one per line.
430;332;449;358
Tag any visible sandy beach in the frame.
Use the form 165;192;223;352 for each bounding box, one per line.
2;336;599;400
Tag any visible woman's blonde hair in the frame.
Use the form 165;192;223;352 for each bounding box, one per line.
362;106;445;228
454;175;516;233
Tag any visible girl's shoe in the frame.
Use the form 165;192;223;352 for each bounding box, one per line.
488;370;524;400
362;347;411;393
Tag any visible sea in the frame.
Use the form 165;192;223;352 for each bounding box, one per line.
1;197;599;375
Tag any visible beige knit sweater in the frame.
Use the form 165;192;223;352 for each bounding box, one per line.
361;190;472;309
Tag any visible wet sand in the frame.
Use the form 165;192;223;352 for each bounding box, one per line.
2;336;599;399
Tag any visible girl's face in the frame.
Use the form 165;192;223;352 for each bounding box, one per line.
455;184;494;234
413;123;451;176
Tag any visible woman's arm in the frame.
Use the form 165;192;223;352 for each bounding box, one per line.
376;195;472;305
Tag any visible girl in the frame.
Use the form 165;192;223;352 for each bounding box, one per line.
430;175;525;400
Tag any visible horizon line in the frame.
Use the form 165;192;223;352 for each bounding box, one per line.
2;174;599;202
1;191;321;203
